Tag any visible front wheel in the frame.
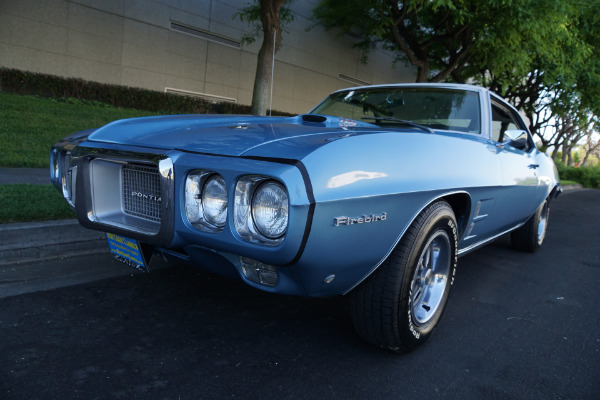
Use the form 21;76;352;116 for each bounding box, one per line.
349;201;458;353
511;199;549;253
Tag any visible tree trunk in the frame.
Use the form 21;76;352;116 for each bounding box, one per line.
251;34;275;115
416;66;429;83
250;0;286;116
581;151;589;167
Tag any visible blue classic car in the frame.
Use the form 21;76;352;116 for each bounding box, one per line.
51;83;561;352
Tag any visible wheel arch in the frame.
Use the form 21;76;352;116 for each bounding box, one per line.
344;190;471;295
440;192;472;238
549;183;563;203
348;198;460;352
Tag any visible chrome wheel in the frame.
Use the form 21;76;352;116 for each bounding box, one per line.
349;201;457;352
511;199;550;253
410;230;452;325
537;202;549;245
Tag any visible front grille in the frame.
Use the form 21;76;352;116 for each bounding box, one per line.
122;164;161;222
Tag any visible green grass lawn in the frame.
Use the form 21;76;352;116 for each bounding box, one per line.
0;93;165;222
0;184;75;223
0;92;162;168
560;180;579;186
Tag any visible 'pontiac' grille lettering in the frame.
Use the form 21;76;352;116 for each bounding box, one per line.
131;191;161;202
334;212;387;226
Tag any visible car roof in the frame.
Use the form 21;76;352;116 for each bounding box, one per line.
330;82;488;94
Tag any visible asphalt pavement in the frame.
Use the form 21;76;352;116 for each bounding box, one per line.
0;181;598;399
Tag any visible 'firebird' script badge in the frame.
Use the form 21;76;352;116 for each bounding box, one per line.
334;213;387;226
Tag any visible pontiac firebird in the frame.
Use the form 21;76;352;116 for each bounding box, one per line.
51;83;561;352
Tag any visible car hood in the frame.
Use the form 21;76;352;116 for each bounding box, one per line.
87;114;379;159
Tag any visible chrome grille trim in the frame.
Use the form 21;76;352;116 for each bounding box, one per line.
67;147;174;245
122;164;161;222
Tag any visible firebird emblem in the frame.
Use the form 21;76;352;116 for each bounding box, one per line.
333;213;387;226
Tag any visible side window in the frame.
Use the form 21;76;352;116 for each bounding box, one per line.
491;103;520;142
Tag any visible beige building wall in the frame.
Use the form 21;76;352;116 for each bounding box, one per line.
0;0;414;114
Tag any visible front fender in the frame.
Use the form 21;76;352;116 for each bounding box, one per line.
288;131;497;296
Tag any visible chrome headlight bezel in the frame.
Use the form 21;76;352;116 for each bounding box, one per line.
51;148;60;185
251;181;289;239
50;148;76;207
185;170;228;232
234;176;289;246
201;174;228;228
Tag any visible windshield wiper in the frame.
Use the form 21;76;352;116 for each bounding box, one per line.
361;117;434;134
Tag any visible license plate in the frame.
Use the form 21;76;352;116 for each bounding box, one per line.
106;233;148;272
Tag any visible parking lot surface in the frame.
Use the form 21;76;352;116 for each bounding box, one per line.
0;189;598;399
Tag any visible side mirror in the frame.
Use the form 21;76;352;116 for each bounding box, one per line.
503;130;529;151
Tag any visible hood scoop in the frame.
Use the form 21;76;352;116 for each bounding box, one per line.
301;114;328;125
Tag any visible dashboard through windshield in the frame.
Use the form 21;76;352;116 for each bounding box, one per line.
310;87;481;134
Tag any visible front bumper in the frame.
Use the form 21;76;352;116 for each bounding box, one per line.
51;141;312;274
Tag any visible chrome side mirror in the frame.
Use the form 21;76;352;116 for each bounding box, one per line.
503;129;529;151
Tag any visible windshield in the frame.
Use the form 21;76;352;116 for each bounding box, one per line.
310;87;481;134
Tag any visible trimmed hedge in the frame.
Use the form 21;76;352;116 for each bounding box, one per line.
0;68;291;116
556;162;600;189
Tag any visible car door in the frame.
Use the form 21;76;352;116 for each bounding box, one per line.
489;100;541;231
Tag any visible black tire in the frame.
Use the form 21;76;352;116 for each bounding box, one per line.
511;199;549;253
349;201;458;353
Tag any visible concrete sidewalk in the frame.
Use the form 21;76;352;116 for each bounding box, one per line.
0;219;108;266
0;168;107;266
0;167;50;185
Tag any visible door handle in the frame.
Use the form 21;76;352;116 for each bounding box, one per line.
528;164;540;169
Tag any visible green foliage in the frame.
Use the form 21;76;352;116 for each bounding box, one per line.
0;68;255;115
481;0;600;143
0;184;75;223
314;0;593;85
315;0;523;81
313;0;599;150
235;0;295;46
235;0;264;46
556;162;600;189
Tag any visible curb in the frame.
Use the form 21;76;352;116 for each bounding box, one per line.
0;219;107;266
560;184;583;191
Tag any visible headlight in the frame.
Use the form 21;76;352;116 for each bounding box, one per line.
234;176;289;246
202;174;227;227
251;181;288;239
185;171;227;232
